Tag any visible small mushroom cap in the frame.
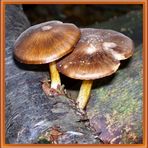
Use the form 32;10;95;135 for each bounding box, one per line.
57;28;134;80
14;21;80;64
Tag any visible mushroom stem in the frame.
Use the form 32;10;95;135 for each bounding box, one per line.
76;80;93;110
49;61;61;89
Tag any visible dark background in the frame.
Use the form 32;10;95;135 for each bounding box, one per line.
23;4;142;27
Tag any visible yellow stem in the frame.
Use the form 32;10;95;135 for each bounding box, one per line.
49;61;61;89
76;80;93;110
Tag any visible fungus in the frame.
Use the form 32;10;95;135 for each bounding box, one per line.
14;21;80;93
57;28;134;109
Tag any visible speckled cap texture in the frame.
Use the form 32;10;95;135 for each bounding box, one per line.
57;28;134;80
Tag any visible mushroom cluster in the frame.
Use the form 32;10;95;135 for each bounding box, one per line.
14;21;134;110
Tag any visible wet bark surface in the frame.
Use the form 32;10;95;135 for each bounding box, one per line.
5;5;142;144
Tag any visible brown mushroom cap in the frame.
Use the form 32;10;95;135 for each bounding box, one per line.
57;28;134;80
14;21;80;64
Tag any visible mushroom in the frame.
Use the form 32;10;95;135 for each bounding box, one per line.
57;28;134;110
14;21;80;92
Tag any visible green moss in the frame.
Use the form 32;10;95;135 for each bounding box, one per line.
87;44;143;143
37;138;51;144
